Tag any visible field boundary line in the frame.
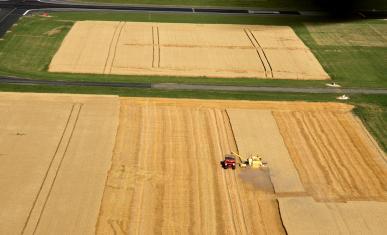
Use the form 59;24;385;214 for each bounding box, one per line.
102;22;120;74
353;115;386;163
22;103;83;234
223;111;250;234
276;198;289;235
223;110;239;154
157;26;160;68
151;26;161;68
152;26;155;68
243;29;267;78
21;104;76;234
217;110;249;234
33;103;83;234
213;111;238;234
248;29;273;78
103;22;124;74
108;22;125;74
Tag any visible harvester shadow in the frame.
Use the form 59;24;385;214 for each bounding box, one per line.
238;167;275;194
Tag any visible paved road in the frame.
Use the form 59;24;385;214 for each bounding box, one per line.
152;83;387;94
1;76;386;94
0;7;25;37
1;0;302;15
0;0;319;38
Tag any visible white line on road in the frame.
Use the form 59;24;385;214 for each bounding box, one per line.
0;8;15;23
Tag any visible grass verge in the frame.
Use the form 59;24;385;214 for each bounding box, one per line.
353;104;387;153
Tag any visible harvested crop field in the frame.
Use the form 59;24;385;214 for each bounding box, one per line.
279;197;387;234
96;99;285;234
274;110;387;202
49;21;330;80
97;98;386;234
0;92;119;234
227;109;304;193
1;95;386;234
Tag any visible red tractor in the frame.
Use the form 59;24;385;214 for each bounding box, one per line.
221;155;236;170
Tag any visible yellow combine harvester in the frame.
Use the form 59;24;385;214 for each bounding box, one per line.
231;151;266;168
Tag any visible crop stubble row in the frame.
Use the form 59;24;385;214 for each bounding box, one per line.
273;109;387;234
49;21;330;80
274;110;387;202
96;99;285;234
97;98;386;234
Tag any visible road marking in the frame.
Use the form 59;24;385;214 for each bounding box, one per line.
0;8;15;23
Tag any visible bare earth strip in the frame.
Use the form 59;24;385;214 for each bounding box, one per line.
0;92;119;234
50;21;329;80
278;197;387;235
96;98;285;234
273;110;387;202
227;109;304;193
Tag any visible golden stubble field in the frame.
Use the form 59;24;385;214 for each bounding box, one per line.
49;21;330;80
1;94;385;234
98;98;386;234
0;92;119;234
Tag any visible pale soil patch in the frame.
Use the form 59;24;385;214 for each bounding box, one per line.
279;197;387;235
274;110;387;202
50;21;329;80
44;26;64;36
227;109;304;193
96;98;285;234
306;22;387;47
0;92;119;234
